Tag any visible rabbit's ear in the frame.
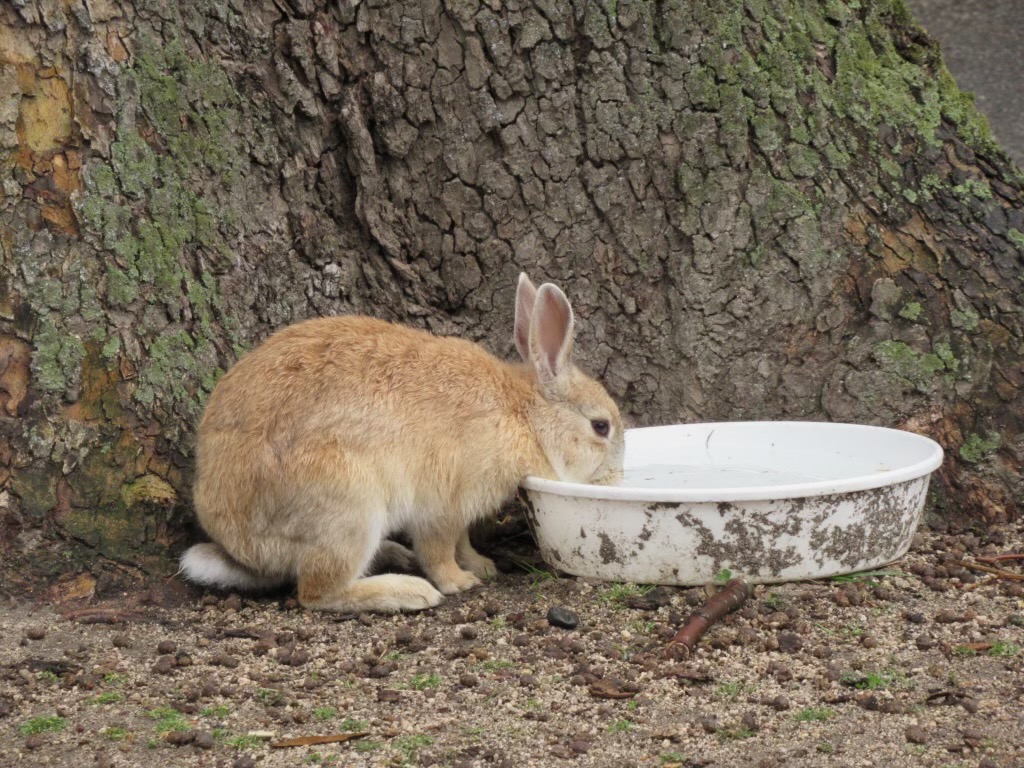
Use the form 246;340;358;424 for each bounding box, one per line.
529;283;574;395
514;272;538;362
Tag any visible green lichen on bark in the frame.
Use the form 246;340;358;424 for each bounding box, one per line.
898;302;922;321
676;0;1001;235
959;431;1001;464
9;467;59;522
950;308;980;332
12;21;258;564
77;32;248;424
31;321;86;394
873;339;949;392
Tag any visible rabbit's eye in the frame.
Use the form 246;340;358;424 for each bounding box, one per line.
591;419;610;438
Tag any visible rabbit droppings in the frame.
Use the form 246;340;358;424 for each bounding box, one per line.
180;274;624;613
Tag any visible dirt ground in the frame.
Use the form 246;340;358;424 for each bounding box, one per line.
1;517;1022;768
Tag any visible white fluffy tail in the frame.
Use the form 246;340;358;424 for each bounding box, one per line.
179;543;286;591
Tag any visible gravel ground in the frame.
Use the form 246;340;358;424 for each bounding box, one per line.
2;519;1022;768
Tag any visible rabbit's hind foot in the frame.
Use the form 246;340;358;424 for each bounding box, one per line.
299;571;442;613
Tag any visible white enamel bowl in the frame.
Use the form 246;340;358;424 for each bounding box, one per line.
520;422;944;585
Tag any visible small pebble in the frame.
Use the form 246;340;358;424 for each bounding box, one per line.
568;740;591;754
860;635;879;649
777;632;804;653
222;594;242;611
193;731;215;749
855;693;880;711
395;628;416;646
209;652;240;669
1003;583;1024;598
905;725;929;744
152;655;176;675
25;627;46;641
24;734;45;749
699;715;719;734
200;681;220;698
547;606;579;630
767;661;793;682
254;638;276;656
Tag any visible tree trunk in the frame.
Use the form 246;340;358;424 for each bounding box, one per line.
2;0;1021;577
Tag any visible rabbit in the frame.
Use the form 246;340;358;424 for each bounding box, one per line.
179;273;624;612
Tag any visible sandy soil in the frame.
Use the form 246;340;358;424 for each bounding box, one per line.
1;519;1022;768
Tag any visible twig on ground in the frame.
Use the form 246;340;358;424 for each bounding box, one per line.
664;578;751;659
959;561;1024;581
975;553;1024;564
270;732;368;748
956;642;994;653
61;608;134;624
588;678;636;699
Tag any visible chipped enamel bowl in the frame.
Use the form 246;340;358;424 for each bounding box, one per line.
520;422;944;585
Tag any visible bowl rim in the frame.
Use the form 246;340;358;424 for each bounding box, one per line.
521;421;944;503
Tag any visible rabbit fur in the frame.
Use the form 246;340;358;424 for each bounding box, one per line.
180;274;624;612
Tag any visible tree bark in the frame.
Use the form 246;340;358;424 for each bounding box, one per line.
2;0;1021;575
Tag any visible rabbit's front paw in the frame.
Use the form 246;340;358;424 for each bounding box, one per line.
459;550;497;580
428;563;483;595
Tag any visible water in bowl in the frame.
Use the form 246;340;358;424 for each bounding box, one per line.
621;463;821;490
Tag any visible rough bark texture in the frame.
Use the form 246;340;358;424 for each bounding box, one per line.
2;0;1022;574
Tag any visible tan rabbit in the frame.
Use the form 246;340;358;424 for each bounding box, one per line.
180;273;624;612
